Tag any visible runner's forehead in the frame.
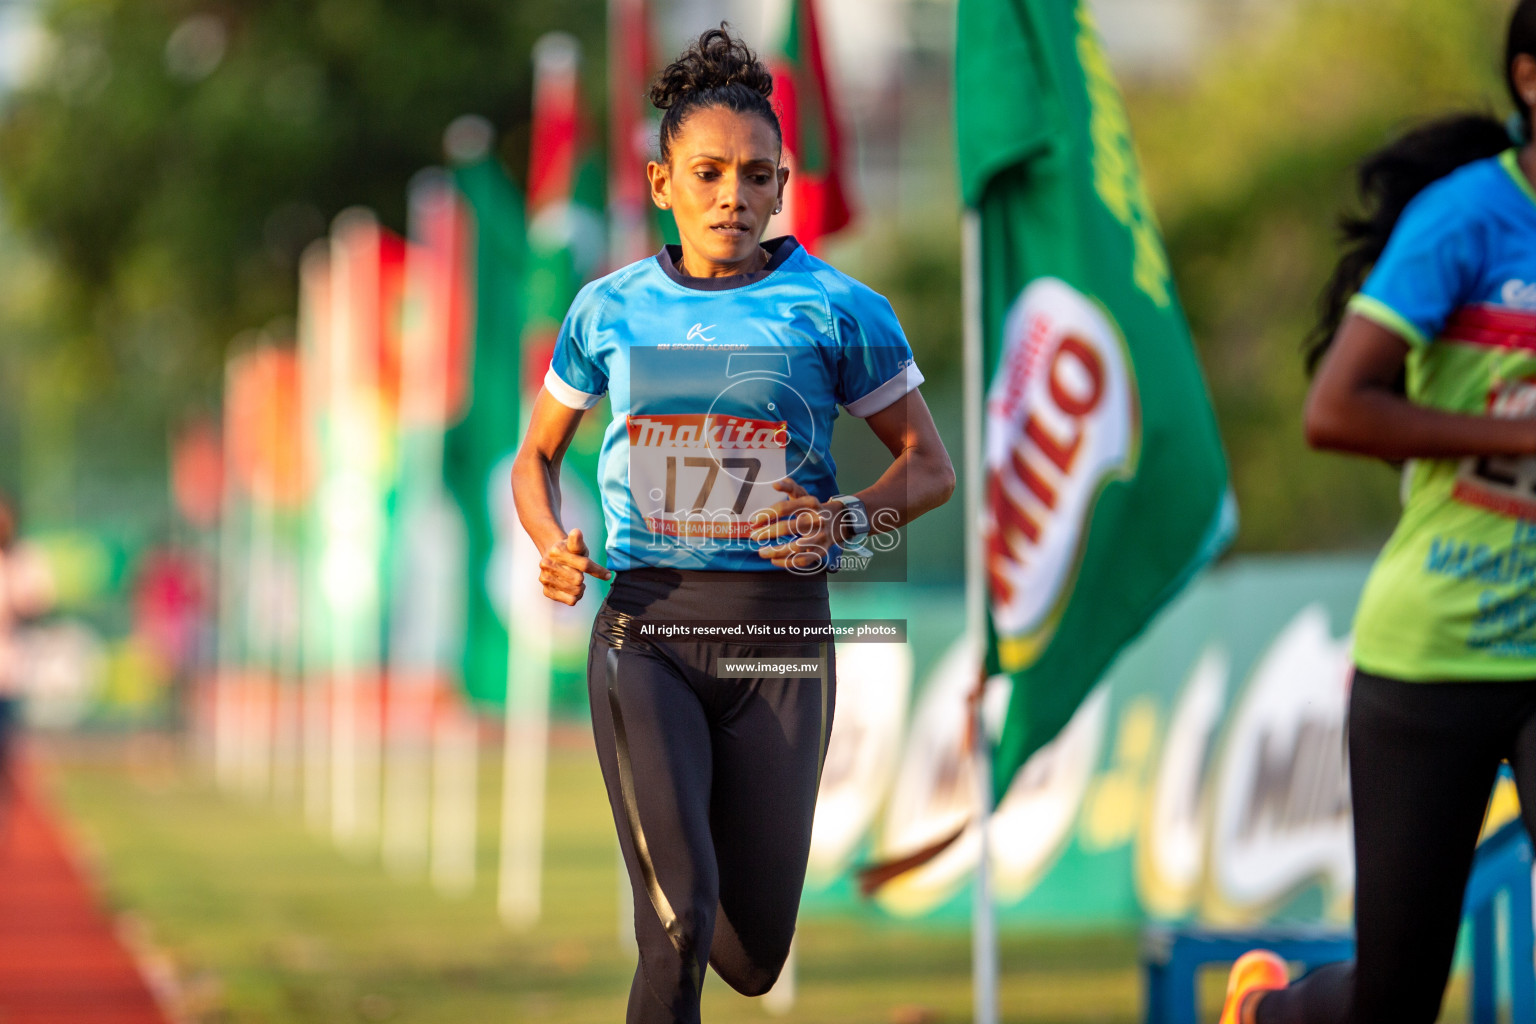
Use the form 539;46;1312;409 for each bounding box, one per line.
675;107;780;165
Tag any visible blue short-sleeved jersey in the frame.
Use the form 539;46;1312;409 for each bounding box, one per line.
544;236;925;572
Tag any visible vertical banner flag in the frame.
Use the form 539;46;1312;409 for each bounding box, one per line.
608;0;656;268
384;169;473;876
169;414;222;764
214;346;253;791
296;242;336;830
444;137;527;707
498;35;609;929
227;344;307;802
527;32;606;379
771;0;854;253
526;32;608;673
322;209;406;849
957;0;1235;798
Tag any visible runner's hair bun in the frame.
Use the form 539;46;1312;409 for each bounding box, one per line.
650;24;781;161
650;24;773;109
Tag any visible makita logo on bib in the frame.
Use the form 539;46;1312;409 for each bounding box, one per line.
984;278;1140;670
1502;280;1536;310
626;413;787;450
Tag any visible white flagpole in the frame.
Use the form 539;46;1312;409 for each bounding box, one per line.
327;210;386;855
962;209;998;1024
430;696;478;896
298;243;332;833
242;481;275;800
763;935;797;1016
385;172;458;878
328;222;362;852
498;530;552;929
214;352;246;792
498;32;573;932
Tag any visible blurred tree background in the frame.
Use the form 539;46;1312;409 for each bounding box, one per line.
0;0;1521;559
0;0;603;532
1132;0;1512;550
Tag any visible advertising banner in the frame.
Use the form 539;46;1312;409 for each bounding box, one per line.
804;556;1406;930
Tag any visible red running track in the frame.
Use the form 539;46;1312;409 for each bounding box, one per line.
0;763;169;1024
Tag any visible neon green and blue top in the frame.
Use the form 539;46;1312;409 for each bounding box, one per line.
544;236;924;572
1351;150;1536;679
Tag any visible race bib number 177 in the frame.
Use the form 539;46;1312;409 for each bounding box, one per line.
627;413;789;540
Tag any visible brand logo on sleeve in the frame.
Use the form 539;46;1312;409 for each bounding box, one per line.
1502;280;1536;310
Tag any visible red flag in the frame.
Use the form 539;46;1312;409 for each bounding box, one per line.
171;416;224;528
227;346;307;508
330;210;408;416
528;33;582;219
403;172;473;426
527;32;604;392
771;0;855;253
608;0;656;268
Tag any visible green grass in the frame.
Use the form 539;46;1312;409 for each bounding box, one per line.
40;734;1167;1024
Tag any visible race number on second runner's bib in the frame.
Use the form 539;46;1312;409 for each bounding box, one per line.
1453;378;1536;519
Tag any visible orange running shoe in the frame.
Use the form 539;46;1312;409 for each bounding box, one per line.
1217;949;1289;1024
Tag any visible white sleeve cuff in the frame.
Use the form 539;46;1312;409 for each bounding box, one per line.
843;362;926;418
544;366;604;410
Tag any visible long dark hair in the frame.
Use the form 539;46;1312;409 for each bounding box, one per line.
650;25;781;164
1305;0;1536;374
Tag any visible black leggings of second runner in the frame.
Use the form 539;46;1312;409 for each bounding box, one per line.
588;568;835;1024
1257;669;1536;1024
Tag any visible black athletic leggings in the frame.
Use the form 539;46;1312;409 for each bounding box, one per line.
587;567;836;1024
1258;668;1536;1024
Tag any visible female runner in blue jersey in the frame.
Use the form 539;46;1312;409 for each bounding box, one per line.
1217;4;1536;1023
512;26;955;1024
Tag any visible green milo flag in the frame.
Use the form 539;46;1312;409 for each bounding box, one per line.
957;0;1236;798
